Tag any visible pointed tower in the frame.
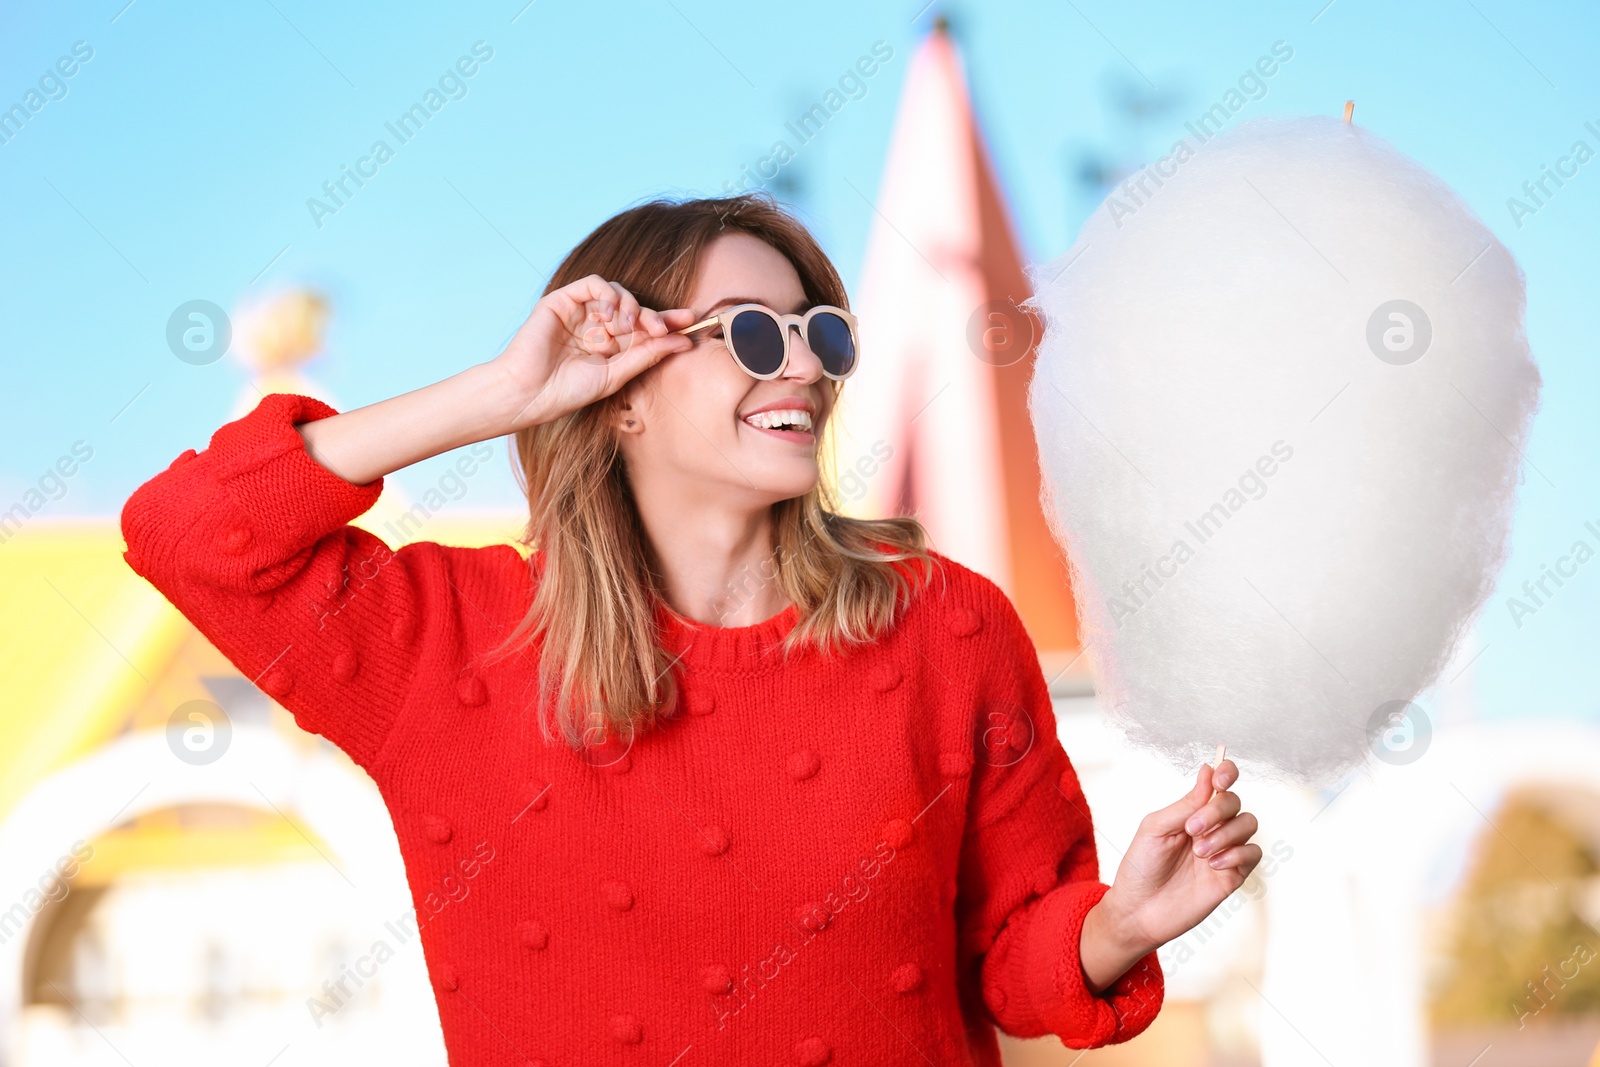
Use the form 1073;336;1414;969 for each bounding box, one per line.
837;15;1084;678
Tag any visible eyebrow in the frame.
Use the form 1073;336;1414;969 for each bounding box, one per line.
704;296;810;316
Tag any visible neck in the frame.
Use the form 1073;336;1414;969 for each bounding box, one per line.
632;484;790;628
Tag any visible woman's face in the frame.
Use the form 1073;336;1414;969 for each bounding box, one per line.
615;232;836;510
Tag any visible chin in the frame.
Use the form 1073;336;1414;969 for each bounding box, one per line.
752;468;819;504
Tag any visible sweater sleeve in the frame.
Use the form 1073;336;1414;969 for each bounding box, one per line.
954;580;1164;1049
119;392;441;774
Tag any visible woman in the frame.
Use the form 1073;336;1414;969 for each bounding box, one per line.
122;192;1261;1065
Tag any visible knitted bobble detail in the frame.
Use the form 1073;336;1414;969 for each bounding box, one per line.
788;750;821;781
983;981;1006;1014
947;607;983;637
600;881;634;911
938;751;973;778
610;1014;642;1044
457;673;487;707
261;667;293;699
891;962;924;993
795;1036;832;1066
517;920;549;951
332;650;359;683
699;825;731;855
869;663;902;692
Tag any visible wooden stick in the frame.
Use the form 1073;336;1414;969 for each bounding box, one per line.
1343;100;1355;124
1210;742;1227;798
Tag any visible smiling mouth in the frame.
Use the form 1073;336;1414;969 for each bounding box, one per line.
740;409;816;441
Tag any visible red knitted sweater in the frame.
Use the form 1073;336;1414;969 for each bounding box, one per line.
119;394;1164;1066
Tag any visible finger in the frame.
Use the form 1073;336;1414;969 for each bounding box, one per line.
606;331;694;385
576;318;621;355
659;307;703;332
1194;811;1258;857
1203;842;1262;873
553;288;618;343
1213;758;1239;791
558;274;620;321
606;282;642;337
639;307;667;337
589;286;633;340
1186;789;1242;837
1141;763;1215;836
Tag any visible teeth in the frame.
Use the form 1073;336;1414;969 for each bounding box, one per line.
742;409;813;432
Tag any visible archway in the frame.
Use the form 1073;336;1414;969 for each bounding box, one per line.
0;727;440;1066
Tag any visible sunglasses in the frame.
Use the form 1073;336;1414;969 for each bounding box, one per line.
675;303;859;381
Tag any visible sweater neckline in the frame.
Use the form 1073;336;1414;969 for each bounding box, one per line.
653;596;802;674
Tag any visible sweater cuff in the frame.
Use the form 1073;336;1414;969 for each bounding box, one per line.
1017;880;1165;1047
208;393;384;534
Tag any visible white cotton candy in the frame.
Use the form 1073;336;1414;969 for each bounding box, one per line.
1024;115;1542;785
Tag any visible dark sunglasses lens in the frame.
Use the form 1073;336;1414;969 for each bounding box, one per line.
808;312;856;378
729;310;785;376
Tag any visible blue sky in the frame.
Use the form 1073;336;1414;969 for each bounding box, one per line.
3;0;1596;724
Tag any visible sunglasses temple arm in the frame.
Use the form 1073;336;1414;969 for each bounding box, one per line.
675;316;721;336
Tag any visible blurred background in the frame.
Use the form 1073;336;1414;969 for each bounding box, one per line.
3;1;1599;1064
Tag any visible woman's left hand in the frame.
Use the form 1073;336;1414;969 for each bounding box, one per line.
1100;758;1262;955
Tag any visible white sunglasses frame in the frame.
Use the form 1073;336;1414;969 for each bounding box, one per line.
674;303;860;381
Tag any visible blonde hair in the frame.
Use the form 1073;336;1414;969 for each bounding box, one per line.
488;191;940;748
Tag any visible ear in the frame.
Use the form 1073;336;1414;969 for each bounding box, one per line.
613;395;642;434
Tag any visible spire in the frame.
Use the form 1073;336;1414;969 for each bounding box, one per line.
838;20;1083;661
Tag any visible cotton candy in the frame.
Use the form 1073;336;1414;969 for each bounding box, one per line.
1024;115;1541;784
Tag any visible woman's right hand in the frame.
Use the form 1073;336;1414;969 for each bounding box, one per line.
294;275;699;487
491;274;702;431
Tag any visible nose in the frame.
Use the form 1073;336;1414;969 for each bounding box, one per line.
781;324;825;383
